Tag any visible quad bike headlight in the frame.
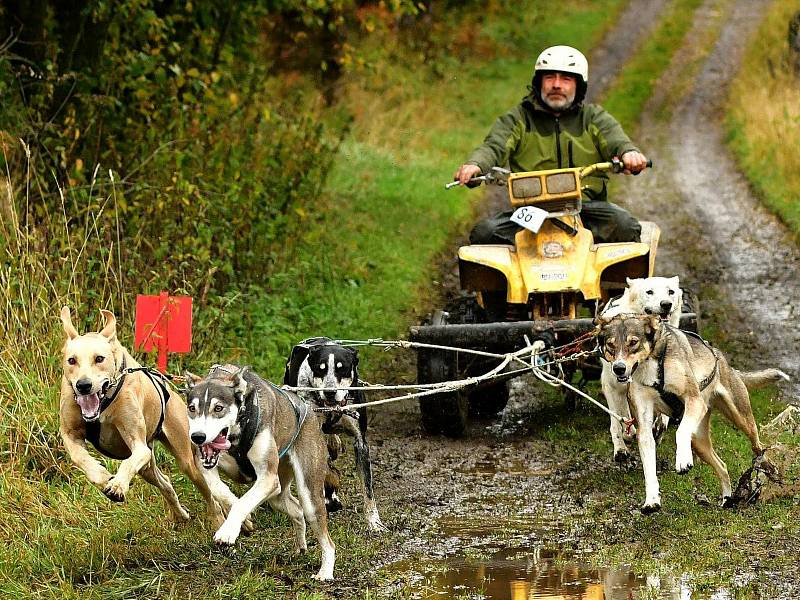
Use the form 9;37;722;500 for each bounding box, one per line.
542;241;564;258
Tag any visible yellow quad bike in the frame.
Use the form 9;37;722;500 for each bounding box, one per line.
410;159;697;437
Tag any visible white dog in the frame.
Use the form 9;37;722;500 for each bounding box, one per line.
599;276;683;461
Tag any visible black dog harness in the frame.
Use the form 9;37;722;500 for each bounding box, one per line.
649;325;719;425
207;366;308;480
84;358;171;459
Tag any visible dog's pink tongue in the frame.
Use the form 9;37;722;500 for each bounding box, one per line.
209;433;230;451
76;393;101;417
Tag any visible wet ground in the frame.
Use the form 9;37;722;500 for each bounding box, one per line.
342;1;800;598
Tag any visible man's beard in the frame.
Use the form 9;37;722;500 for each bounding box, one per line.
542;90;576;111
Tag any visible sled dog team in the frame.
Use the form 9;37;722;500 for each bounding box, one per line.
59;276;789;579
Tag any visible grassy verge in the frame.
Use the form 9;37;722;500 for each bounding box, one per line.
725;0;800;236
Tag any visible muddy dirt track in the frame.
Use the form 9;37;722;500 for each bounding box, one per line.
333;1;800;598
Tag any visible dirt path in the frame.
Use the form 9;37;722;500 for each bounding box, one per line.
629;0;800;394
354;1;800;598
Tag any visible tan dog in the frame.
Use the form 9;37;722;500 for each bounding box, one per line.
597;314;789;513
59;306;224;526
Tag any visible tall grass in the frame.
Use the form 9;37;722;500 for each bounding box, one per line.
725;0;800;235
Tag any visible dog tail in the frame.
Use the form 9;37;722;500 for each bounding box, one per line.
738;368;791;390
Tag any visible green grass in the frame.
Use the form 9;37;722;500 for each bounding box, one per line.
725;0;800;237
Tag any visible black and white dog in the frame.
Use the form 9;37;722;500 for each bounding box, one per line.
284;337;386;532
185;364;336;580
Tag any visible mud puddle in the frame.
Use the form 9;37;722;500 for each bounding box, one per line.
386;514;689;600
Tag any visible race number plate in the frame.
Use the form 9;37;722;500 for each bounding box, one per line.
510;205;548;233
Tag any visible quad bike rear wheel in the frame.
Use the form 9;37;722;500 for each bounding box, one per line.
417;296;512;435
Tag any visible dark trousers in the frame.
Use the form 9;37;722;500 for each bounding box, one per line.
469;200;642;245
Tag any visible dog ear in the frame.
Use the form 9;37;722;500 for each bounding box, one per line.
183;371;202;390
644;314;661;340
347;347;359;368
232;368;250;404
626;277;641;300
99;309;117;340
60;306;79;340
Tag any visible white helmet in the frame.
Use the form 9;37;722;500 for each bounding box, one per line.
533;45;589;105
534;45;589;82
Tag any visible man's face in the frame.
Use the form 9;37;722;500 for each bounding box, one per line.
540;72;577;112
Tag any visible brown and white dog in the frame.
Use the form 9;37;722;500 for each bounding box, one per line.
597;314;789;513
59;306;224;526
599;276;683;461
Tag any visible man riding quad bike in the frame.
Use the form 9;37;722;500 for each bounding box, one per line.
411;46;692;437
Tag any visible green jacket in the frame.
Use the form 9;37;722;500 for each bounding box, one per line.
466;94;639;201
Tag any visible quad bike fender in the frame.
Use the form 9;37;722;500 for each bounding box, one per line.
458;245;527;301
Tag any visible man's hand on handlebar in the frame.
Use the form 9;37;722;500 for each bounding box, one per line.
621;151;649;175
454;164;482;186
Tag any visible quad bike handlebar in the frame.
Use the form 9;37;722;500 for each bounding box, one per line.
444;166;511;190
446;158;652;190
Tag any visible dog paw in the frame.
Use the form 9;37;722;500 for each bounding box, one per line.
312;571;334;581
325;496;344;513
652;416;668;445
675;450;694;474
367;515;388;533
103;479;127;503
213;523;240;546
207;509;226;530
613;449;633;464
240;518;255;534
721;495;736;509
171;505;191;522
641;501;661;515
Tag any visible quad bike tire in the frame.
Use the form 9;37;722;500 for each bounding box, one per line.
417;296;512;435
468;382;510;417
417;310;469;437
681;289;702;333
455;296;510;418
